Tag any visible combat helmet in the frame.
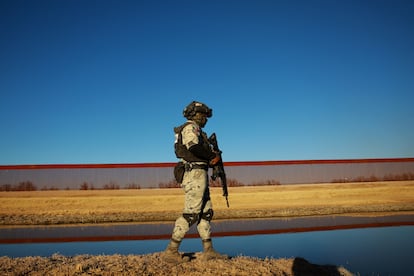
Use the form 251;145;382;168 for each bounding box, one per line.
183;101;212;119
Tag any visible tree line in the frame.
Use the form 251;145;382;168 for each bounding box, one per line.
1;173;413;191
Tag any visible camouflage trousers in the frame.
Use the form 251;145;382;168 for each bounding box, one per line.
171;168;213;242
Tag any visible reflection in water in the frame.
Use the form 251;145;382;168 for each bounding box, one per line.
2;214;413;243
1;226;413;275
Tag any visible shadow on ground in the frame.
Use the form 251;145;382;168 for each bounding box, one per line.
293;257;347;276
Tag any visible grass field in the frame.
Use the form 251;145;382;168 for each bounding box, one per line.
1;181;413;226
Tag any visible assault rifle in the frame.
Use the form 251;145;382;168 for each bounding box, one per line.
209;133;229;208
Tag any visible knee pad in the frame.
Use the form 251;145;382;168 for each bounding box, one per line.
183;213;199;226
201;209;214;221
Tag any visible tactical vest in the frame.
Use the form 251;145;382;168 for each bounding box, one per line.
174;122;210;163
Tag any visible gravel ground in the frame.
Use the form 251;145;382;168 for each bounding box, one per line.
0;252;354;276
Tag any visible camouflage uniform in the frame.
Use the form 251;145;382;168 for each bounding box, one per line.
172;121;213;242
163;101;227;263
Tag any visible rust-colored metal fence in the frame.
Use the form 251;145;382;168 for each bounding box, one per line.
1;158;413;190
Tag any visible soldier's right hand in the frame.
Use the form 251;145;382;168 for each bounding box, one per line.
209;153;221;166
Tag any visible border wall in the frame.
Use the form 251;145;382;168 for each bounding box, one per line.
1;158;413;190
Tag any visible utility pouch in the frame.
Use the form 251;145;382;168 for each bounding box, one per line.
174;162;186;183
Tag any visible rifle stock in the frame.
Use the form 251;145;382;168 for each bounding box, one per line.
209;133;229;208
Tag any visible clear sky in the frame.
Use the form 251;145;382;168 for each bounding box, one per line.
1;0;413;165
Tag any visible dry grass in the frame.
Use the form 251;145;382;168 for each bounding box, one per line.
0;253;354;276
1;181;413;225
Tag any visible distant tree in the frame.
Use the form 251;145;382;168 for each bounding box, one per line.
0;184;12;191
331;173;414;183
103;181;120;190
405;173;414;180
210;178;244;187
80;182;89;190
249;179;280;186
159;180;179;188
16;181;37;191
1;182;38;191
227;178;245;187
125;183;141;189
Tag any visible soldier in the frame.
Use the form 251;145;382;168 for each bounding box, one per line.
163;101;228;263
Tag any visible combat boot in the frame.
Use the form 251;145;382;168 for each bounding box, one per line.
162;239;189;264
202;239;229;260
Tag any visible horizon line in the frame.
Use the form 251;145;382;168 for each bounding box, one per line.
1;157;414;170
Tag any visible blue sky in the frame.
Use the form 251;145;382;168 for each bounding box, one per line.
1;0;413;165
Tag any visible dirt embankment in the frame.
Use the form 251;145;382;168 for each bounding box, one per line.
0;253;354;276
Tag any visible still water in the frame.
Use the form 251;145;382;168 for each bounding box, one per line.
1;225;413;275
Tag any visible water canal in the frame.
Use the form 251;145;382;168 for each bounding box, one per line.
1;214;414;275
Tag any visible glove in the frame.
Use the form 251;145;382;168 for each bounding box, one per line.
209;153;221;166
